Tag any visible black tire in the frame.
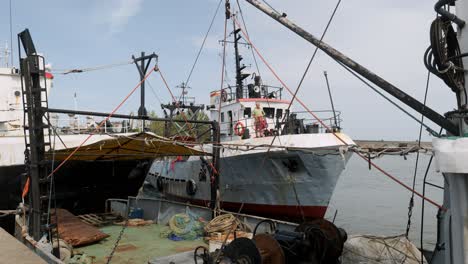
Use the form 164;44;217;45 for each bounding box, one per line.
186;179;197;196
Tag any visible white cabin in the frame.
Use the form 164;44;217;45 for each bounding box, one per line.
209;89;290;141
0;60;53;136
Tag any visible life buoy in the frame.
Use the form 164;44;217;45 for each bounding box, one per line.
234;121;246;136
186;179;197;196
221;89;228;102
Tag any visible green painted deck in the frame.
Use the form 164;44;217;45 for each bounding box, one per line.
76;224;207;264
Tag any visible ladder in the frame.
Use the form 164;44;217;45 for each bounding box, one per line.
18;29;56;243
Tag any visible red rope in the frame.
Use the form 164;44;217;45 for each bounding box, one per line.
157;67;197;136
46;65;158;179
157;67;219;177
232;17;445;211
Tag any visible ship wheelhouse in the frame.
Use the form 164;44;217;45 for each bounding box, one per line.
208;79;341;142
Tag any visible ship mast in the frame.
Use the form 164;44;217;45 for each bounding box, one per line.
233;20;247;99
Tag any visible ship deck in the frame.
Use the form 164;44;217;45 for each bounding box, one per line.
76;224;207;264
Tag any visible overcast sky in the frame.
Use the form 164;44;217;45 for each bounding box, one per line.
0;0;460;140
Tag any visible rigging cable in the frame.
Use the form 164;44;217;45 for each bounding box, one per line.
53;60;133;75
46;125;61;255
235;0;261;75
335;61;439;137
184;0;224;88
266;0;343;151
156;67;198;138
405;71;431;239
42;65;158;180
232;16;445;211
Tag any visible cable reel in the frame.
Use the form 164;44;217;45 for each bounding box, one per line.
424;17;466;98
194;238;261;264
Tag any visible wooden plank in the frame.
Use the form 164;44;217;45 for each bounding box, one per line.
0;227;46;264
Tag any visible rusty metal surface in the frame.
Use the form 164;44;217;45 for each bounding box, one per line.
253;234;285;264
52;209;109;247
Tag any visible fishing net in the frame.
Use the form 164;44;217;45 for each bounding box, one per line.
341;235;427;264
166;213;205;241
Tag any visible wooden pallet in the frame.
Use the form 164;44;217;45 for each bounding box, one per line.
77;213;121;227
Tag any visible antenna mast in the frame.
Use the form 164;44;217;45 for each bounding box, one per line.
132;52;158;130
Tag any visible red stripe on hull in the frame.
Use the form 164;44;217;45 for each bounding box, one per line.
164;194;327;222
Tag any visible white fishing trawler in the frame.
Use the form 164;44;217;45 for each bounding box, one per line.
142;18;355;221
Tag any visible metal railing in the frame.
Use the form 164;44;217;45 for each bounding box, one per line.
217;110;342;136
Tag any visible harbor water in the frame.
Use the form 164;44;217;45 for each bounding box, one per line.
325;152;443;249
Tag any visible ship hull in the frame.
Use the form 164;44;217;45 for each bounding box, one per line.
141;134;353;221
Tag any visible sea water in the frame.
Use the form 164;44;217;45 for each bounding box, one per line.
325;153;443;249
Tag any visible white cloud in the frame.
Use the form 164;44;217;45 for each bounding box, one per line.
107;0;144;34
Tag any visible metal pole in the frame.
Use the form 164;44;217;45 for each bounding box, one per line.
210;121;221;212
132;52;158;131
243;0;458;135
140;52;146;129
430;2;468;264
46;108;214;125
323;71;338;129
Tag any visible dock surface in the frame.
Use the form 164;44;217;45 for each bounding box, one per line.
0;227;46;264
355;140;431;150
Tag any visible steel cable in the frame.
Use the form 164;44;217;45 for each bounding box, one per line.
405;71;431;239
184;0;224;88
266;0;343;151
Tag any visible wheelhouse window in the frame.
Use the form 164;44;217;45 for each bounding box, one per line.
264;107;275;118
244;107;251;118
276;109;283;119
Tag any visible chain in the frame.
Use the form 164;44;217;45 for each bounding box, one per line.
106;218;128;264
405;197;414;238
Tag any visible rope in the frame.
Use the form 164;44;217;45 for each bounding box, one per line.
0;210;16;218
156;67;199;138
39;65;158;181
232;16;445;211
204;213;248;234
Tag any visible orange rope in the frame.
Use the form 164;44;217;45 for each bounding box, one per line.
157;67;199;137
232;16;445;211
22;177;30;199
157;67;219;177
44;65;158;180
